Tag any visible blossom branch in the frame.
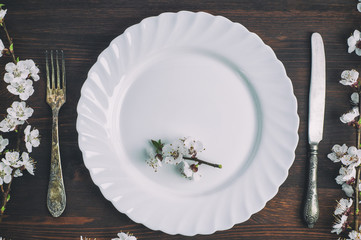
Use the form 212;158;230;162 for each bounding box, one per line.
147;137;222;181
0;6;40;216
80;232;137;240
328;69;361;237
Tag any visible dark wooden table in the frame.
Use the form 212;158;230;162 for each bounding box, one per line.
0;0;358;239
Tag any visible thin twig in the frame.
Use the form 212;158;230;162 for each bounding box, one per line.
0;172;14;215
183;156;222;168
2;21;16;63
356;165;360;229
355;90;361;229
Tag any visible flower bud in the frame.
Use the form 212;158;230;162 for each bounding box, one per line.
190;164;198;172
155;153;163;161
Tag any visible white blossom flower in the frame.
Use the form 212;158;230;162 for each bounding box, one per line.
21;152;34;175
0;115;23;132
348;30;361;56
2;151;21;168
342;183;354;197
0;162;12;185
340;69;359;86
0;9;6;21
24;125;40;153
0;135;9;152
111;232;137;240
7;79;34;100
162;140;186;165
3;72;20;84
179;161;201;181
340;107;359;124
180;161;192;178
349;229;361;240
352;92;360;105
358;3;361;13
3;72;14;84
340;146;361;166
7;101;33;121
335;166;356;184
146;148;162;172
23;59;40;81
0;39;4;58
334;198;353;215
3;60;39;98
13;169;22;178
183;137;204;157
4;62;29;84
343;165;357;182
348;146;360;155
331;214;348;234
328;144;348;163
336;167;347;185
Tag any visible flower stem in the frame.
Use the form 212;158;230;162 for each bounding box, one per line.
356;90;361;229
356;165;360;229
0;175;13;215
183;156;222;168
16;124;23;151
1;21;16;63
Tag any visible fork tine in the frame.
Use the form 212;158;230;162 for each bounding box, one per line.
51;50;55;89
45;50;50;89
56;50;60;89
61;50;66;90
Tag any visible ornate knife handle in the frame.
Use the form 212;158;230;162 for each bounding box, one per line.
304;144;319;228
47;109;66;217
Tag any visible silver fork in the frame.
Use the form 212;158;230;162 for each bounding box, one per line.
46;50;66;217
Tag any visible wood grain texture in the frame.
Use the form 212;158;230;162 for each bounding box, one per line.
0;0;358;239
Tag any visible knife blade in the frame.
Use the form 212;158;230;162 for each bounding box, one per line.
304;32;326;228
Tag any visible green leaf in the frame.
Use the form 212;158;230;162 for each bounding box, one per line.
6;194;10;202
16;56;19;63
150;139;164;154
151;140;160;149
0;4;5;8
151;139;158;146
1;205;5;213
9;43;13;52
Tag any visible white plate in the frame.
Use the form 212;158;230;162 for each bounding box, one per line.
76;11;299;236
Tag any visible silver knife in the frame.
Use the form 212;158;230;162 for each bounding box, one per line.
304;32;326;228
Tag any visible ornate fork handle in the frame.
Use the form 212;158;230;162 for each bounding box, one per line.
304;144;319;228
47;107;66;217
